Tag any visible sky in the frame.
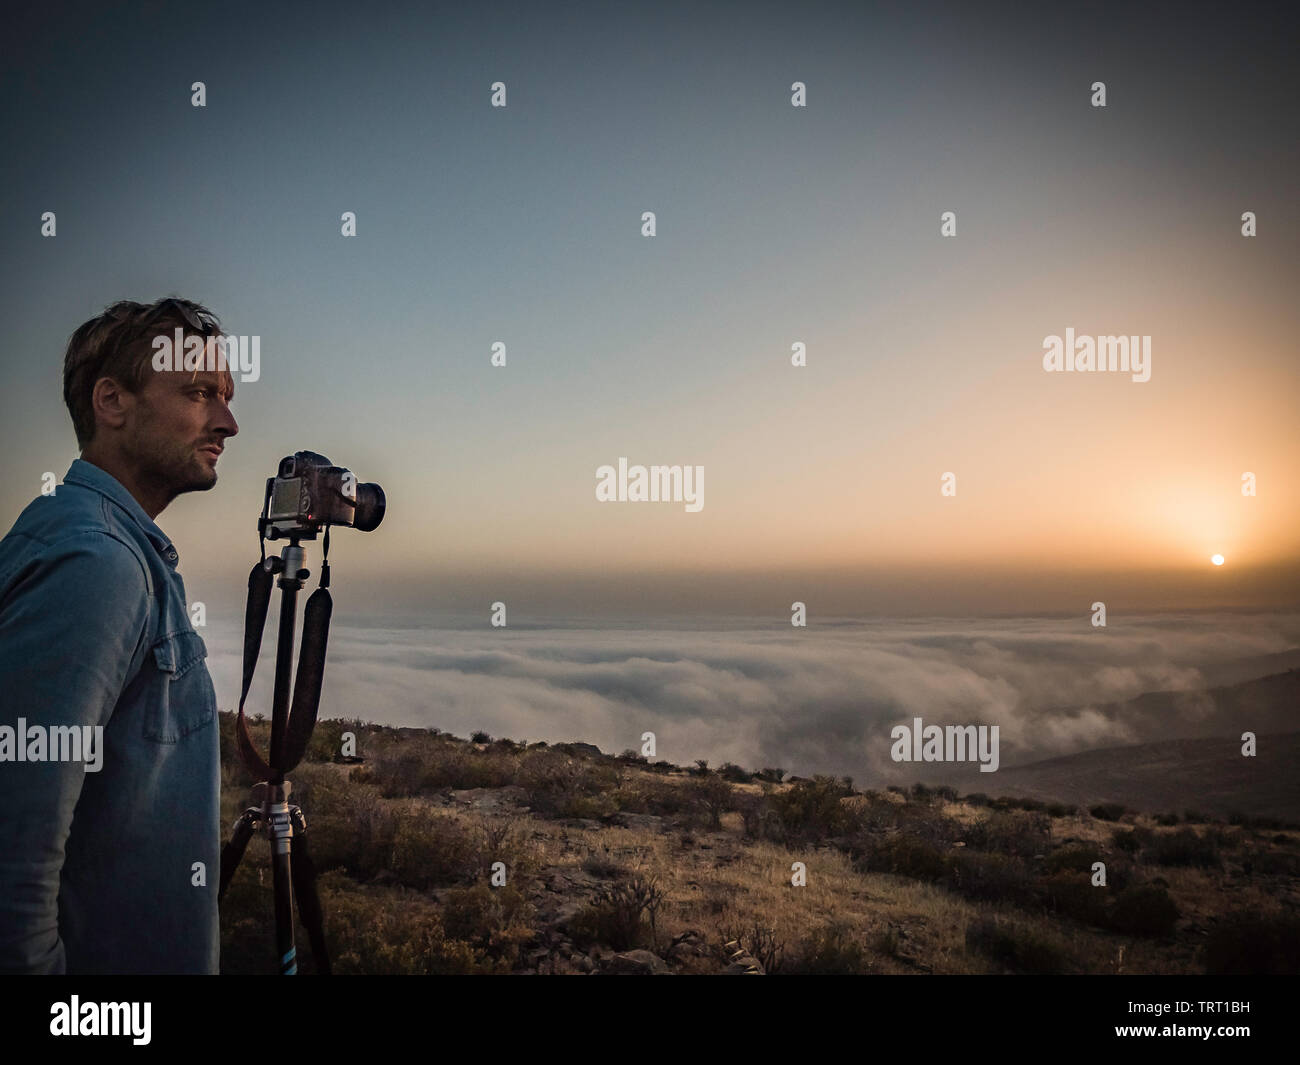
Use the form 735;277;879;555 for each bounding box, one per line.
2;0;1298;756
2;2;1300;616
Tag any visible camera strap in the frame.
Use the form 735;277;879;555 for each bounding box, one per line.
234;536;334;783
234;562;275;780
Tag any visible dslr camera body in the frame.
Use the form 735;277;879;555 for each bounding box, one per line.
261;450;385;540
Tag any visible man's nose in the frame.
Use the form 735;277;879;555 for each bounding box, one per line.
214;401;239;439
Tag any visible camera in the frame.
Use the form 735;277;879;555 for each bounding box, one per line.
261;450;385;539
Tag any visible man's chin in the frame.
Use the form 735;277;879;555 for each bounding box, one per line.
180;464;219;492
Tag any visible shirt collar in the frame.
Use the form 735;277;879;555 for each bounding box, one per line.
63;458;180;567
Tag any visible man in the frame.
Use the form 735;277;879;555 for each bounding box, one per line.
0;297;239;974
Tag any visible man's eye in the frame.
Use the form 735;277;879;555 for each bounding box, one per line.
192;389;210;399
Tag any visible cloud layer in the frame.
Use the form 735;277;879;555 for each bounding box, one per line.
204;610;1300;785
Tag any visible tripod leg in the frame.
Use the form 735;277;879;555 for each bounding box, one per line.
289;818;331;975
218;809;259;902
267;799;298;975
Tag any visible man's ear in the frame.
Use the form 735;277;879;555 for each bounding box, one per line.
91;376;135;434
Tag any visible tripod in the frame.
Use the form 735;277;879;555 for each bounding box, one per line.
218;533;333;975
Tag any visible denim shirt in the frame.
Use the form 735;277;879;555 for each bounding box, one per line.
0;458;220;974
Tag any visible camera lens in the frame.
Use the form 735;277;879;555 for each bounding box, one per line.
353;483;385;531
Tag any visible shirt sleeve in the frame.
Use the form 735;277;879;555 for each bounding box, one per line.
0;532;150;974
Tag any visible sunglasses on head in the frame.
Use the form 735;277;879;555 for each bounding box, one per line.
103;297;213;335
99;299;221;381
141;297;210;333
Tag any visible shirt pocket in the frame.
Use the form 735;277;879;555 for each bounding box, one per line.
144;630;218;743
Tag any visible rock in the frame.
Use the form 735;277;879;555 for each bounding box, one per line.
567;742;603;758
447;785;530;810
600;950;672;975
573;954;594;973
609;812;665;832
552;901;587;928
667;930;709;960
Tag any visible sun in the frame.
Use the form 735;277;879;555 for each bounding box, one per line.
1211;554;1225;566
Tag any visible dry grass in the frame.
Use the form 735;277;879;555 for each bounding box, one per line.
217;712;1300;975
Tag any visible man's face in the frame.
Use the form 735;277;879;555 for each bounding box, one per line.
123;339;239;498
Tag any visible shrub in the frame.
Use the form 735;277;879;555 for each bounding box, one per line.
369;740;516;794
581;852;627;879
906;809;967;845
1154;811;1180;826
1038;871;1109;927
764;776;861;842
965;918;1071;974
858;834;949;883
1089;803;1127;822
870;926;902;958
517;749;621;817
1204;914;1300;974
948;850;1036;905
989;795;1045;812
307;786;399;881
963;810;1051;857
470;730;492;744
567;875;664;952
1243;848;1300;876
439;883;536;966
1109;884;1180;938
475;816;536;882
737;793;783;841
1204;826;1239;851
1144;828;1221;870
964;792;991;807
1101;857;1135;893
1046;802;1078;818
686;774;735;829
1112;829;1142;853
390;810;479;888
372;751;431;798
718;762;752;783
318;874;499;974
557;793;617;820
1046;843;1103;875
304;718;362;763
783;921;872;974
613;775;691;817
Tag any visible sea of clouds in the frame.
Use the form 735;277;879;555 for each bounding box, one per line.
203;611;1300;785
